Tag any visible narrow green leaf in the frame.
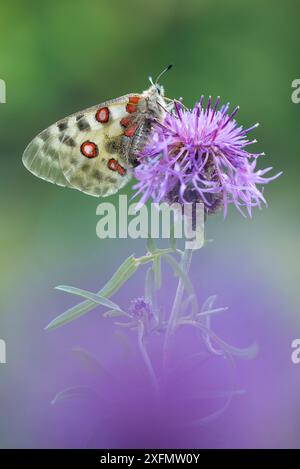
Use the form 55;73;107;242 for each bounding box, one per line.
197;306;228;317
201;295;217;312
181;319;259;359
178;389;246;401
146;236;157;254
114;321;135;328
103;309;127;318
97;255;139;298
137;247;173;264
153;256;162;289
72;348;118;384
163;254;192;292
72;348;103;373
45;301;94;331
145;267;155;303
55;286;123;311
46;288;123;331
163;253;195;300
169;224;177;251
51;386;97;405
45;255;138;330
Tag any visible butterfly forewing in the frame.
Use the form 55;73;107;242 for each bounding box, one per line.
22;124;72;188
23;86;166;197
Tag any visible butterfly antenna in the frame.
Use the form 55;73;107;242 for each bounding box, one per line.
155;64;173;84
148;75;155;86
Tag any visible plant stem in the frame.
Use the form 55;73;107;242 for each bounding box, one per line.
138;322;158;393
163;248;194;361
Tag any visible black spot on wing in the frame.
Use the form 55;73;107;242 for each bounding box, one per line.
106;176;117;184
76;114;91;131
59;134;76;147
92;170;104;182
81;163;90;172
93;187;103;195
78;120;91;131
101;186;109;194
105;137;122;154
58;121;68;132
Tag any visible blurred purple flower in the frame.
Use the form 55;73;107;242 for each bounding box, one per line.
134;97;281;216
129;297;152;320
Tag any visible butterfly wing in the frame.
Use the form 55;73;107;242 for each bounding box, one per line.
22;121;72;189
22;95;139;197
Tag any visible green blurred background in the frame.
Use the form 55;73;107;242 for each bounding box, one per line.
0;0;299;448
1;0;299;308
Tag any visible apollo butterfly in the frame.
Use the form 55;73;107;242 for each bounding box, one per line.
22;66;172;198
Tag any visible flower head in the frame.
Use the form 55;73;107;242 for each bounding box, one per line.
133;97;281;217
129;297;152;320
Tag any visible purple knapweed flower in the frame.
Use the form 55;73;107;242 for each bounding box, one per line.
129;297;152;320
133;97;281;217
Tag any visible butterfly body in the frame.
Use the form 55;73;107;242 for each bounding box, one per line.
22;84;166;197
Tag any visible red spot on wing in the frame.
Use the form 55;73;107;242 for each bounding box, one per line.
80;140;99;158
124;124;138;137
120;117;131;128
126;103;137;114
108;158;126;176
126;96;140;113
120;115;138;137
129;96;140;104
95;107;110;123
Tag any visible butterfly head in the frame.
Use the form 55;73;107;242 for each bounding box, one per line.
147;83;164;98
143;84;166;119
148;78;164;97
148;64;172;98
155;83;165;97
145;65;172;118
